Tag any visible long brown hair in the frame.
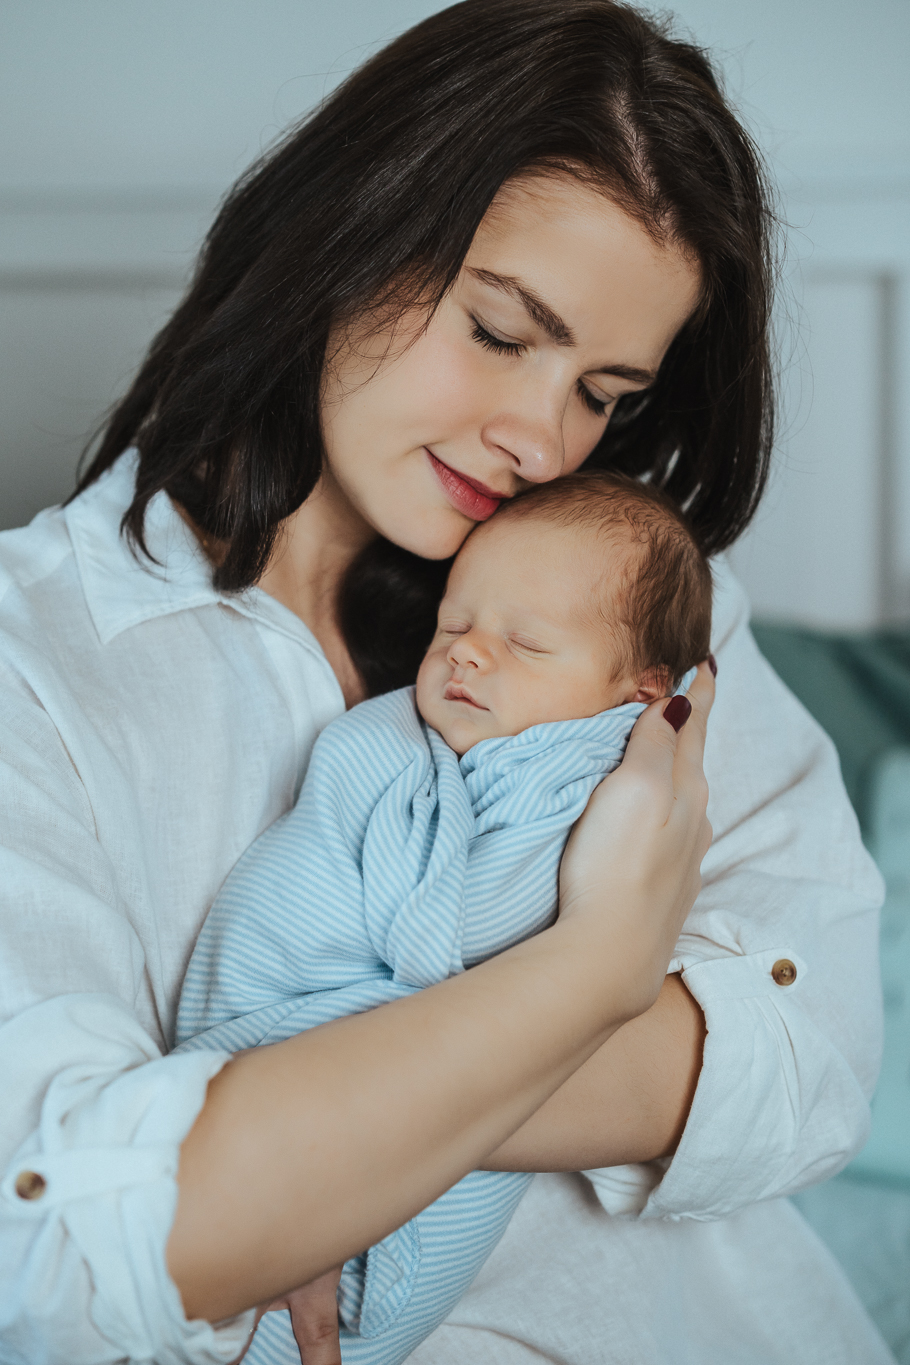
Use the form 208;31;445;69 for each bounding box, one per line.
75;0;776;696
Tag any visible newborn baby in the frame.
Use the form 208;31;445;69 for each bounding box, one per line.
176;470;712;1365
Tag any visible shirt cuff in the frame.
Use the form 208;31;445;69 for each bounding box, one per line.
1;993;255;1364
582;1163;664;1215
640;948;868;1222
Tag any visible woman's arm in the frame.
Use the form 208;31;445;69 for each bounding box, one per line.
642;567;883;1221
167;668;714;1323
483;971;706;1171
1;633;711;1357
169;916;652;1321
490;564;883;1217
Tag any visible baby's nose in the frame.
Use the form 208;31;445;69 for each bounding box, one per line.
448;629;491;670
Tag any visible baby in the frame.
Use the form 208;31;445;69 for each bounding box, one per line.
176;470;712;1365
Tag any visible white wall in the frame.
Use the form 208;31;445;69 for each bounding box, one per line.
0;1;442;528
670;0;910;627
2;0;909;628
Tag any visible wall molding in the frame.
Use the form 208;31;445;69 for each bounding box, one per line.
0;187;223;212
0;268;188;292
0;191;219;277
3;170;909;630
776;158;910;203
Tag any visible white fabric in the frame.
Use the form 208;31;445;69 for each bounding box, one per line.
0;452;889;1364
0;455;344;1364
409;1173;897;1365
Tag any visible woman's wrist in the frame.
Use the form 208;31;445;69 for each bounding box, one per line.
483;973;706;1172
541;906;671;1028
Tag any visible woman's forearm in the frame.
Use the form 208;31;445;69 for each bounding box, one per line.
168;671;713;1325
483;974;705;1171
167;914;650;1324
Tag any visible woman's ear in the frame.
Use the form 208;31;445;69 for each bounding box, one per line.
629;668;671;704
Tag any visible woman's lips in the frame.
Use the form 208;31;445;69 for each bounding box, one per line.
426;451;503;521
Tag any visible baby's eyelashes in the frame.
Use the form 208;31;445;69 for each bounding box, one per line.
508;635;549;655
436;622;550;655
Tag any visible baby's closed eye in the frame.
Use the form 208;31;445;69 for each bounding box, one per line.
508;635;549;655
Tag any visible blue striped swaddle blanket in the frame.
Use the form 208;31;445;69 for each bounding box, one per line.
176;681;669;1364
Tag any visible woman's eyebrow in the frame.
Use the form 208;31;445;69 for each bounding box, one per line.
467;267;657;385
470;267;576;345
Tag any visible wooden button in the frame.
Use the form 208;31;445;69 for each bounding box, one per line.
771;959;797;987
14;1170;47;1201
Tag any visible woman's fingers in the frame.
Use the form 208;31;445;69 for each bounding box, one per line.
673;662;715;863
285;1267;343;1365
558;656;717;993
621;659;715;805
672;660;715;784
231;1267;343;1365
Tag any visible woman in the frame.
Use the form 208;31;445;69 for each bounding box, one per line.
0;3;888;1363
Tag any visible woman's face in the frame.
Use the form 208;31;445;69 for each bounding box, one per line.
320;174;701;560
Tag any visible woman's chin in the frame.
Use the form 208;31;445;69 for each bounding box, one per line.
379;506;476;561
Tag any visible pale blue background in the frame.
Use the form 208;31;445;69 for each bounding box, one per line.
1;0;906;191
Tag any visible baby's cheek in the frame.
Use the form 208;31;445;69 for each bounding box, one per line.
414;663;432;720
414;651;444;725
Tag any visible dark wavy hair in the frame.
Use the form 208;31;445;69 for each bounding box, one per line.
74;0;776;697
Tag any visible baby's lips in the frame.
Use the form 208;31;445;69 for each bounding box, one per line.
444;683;487;710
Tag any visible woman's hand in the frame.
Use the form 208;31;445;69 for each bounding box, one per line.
233;1267;343;1365
558;661;714;1016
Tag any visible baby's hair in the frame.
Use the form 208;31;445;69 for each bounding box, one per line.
492;471;713;690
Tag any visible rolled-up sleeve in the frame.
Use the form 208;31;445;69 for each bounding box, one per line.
642;560;884;1221
0;997;250;1365
0;677;253;1363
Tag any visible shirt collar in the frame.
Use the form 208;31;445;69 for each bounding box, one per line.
64;450;228;645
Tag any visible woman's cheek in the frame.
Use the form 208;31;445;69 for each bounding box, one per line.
411;325;503;429
563;407;612;473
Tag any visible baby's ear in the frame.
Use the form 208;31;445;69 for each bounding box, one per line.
629;667;672;705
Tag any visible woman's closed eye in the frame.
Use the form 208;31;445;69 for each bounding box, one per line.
577;384;610;417
470;316;613;418
470;316;526;357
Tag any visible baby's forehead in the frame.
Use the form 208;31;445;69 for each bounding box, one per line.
463;512;633;580
449;514;634;627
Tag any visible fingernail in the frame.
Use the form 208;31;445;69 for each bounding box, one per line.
663;695;692;732
707;653;718;677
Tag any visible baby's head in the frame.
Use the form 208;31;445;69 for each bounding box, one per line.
416;471;712;756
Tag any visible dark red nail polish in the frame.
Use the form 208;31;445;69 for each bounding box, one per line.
707;653;718;677
663;695;692;732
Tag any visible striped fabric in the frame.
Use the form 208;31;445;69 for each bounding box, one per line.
176;682;672;1364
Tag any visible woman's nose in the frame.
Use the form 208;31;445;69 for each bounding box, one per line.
480;404;567;485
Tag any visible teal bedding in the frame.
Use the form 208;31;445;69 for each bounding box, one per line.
753;623;910;1362
753;624;910;832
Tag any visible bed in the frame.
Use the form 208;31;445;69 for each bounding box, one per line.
755;625;910;1362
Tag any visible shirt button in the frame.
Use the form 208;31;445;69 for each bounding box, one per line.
771;958;797;987
14;1170;47;1201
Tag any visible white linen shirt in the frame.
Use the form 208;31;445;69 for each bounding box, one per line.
0;453;887;1365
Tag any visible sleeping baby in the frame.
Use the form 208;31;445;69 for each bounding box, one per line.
176;469;713;1365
